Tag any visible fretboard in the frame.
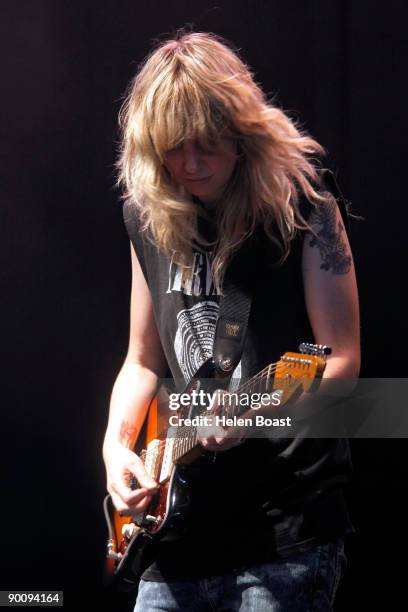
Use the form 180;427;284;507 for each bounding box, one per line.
172;361;281;464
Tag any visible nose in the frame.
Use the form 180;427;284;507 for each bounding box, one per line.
183;142;201;175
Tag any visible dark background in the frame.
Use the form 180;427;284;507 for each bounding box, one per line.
1;0;407;610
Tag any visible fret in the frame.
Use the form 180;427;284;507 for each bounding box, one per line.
265;363;273;392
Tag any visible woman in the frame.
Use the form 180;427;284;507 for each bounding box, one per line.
103;30;360;611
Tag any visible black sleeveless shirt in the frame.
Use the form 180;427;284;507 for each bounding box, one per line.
122;198;355;581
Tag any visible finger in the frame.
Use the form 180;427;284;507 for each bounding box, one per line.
125;487;155;507
110;490;145;516
200;436;238;451
217;425;246;442
114;446;158;491
111;480;153;506
197;425;226;448
131;494;153;513
209;389;229;414
110;490;127;513
214;436;240;448
203;424;245;449
125;458;158;491
197;417;217;441
111;484;154;514
119;495;153;517
198;437;214;449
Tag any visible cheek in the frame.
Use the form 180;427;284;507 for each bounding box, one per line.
212;157;236;181
163;151;186;177
163;158;178;176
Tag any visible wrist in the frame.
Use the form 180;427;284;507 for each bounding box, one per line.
102;437;128;462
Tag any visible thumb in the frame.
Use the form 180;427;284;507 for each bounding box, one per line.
119;448;158;491
127;457;158;491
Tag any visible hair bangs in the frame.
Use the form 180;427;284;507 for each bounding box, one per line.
149;70;230;161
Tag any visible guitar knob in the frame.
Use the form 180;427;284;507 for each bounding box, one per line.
121;523;138;539
106;539;122;561
143;514;160;525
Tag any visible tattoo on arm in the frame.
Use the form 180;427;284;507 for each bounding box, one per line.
120;420;138;447
307;199;352;274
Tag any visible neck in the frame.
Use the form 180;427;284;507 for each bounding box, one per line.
193;195;217;210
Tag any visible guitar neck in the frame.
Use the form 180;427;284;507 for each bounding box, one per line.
172;362;280;464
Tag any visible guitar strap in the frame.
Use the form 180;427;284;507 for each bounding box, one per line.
212;247;252;376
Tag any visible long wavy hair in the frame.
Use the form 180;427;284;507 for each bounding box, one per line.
117;30;328;291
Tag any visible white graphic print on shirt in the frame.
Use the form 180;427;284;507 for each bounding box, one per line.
166;251;221;296
168;253;241;387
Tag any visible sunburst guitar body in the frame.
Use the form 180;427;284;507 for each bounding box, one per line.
103;342;331;590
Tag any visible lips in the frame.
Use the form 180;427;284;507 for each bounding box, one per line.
184;176;212;182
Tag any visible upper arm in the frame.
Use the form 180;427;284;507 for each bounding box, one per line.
125;241;168;377
302;196;361;376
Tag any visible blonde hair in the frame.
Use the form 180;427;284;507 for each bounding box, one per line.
117;30;327;291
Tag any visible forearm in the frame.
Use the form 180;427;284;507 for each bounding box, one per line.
311;350;360;397
103;361;159;457
274;352;360;423
322;349;360;377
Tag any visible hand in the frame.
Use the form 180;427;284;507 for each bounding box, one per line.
104;442;158;517
196;389;248;452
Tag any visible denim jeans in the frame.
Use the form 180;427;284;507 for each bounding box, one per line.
133;537;347;611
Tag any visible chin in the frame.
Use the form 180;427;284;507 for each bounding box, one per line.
189;184;217;196
188;188;210;198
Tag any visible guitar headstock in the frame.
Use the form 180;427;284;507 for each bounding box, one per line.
272;343;331;404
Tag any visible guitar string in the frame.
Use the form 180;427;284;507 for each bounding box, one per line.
141;357;315;469
171;362;281;459
173;359;311;459
142;366;300;468
172;359;311;460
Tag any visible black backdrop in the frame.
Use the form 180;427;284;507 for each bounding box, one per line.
1;1;408;610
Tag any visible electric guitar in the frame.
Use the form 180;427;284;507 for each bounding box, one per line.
103;342;331;591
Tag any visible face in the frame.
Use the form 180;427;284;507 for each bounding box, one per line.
163;136;238;205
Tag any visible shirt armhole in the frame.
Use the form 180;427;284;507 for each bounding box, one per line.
122;200;149;285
